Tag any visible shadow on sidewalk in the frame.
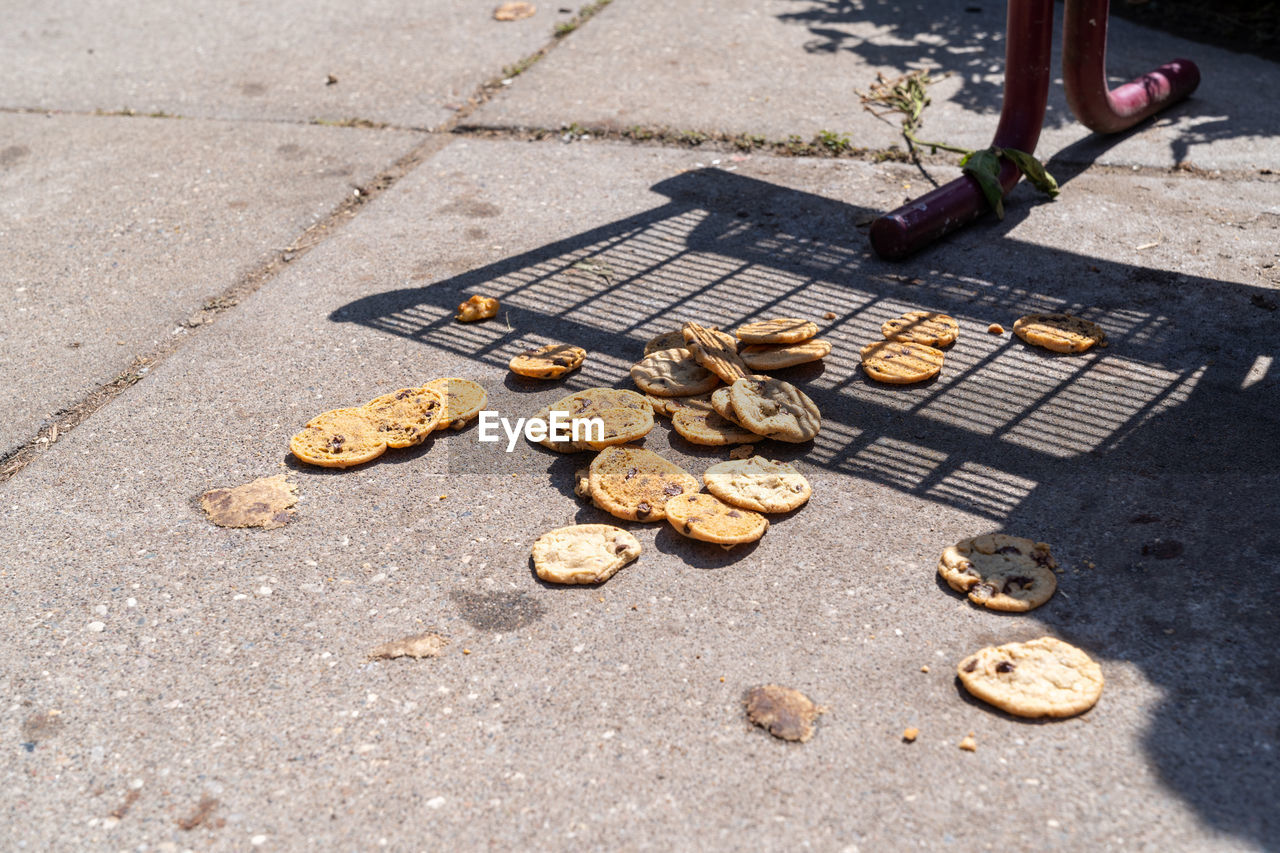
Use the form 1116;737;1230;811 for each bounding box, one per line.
331;166;1279;847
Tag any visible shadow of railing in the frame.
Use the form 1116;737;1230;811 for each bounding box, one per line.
330;167;1279;847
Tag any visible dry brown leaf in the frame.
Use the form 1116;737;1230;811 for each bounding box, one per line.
745;684;824;742
368;632;449;660
200;474;298;529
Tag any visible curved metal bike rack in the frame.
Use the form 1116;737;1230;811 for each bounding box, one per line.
869;0;1200;261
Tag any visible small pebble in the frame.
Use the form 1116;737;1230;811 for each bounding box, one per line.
88;621;105;632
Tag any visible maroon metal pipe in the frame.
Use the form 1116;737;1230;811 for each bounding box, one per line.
870;0;1054;260
1062;0;1200;133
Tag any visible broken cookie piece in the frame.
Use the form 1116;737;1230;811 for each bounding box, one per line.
745;684;824;742
200;474;298;529
368;632;450;660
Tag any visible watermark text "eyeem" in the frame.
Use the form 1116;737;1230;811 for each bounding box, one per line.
476;411;604;452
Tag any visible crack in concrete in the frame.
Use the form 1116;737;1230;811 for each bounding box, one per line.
0;0;622;484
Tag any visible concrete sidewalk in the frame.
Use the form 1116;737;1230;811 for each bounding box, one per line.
2;2;1278;851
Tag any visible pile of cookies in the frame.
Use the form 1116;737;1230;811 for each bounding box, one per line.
526;317;830;583
532;448;812;582
632;320;824;446
289;378;487;468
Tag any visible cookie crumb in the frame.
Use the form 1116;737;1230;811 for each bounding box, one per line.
958;732;978;752
987;323;1005;335
823;312;837;320
368;632;448;660
902;727;919;742
920;665;930;673
462;648;472;655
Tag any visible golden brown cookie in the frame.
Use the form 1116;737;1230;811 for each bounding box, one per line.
534;388;653;452
880;311;958;347
588;446;699;522
734;317;819;344
957;637;1104;719
630;348;721;397
362;387;444;448
859;341;945;385
422;378;487;431
670;408;764;446
509;344;587;379
643;329;688;356
580;405;654;450
665;492;768;546
937;534;1057;612
682;321;750;384
739;339;832;371
289;408;387;468
1013;313;1107;353
455;294;499;323
703;457;811;513
531;524;642;585
728;377;821;443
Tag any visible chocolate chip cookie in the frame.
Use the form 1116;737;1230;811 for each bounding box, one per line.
666;492;769;546
957;636;1104;718
509;344;587;379
588;446;699;522
728;376;821;443
289;407;387;468
532;524;642;585
938;534;1057;612
703;457;811;513
1012;313;1107;353
630;347;721;397
734;317;819;344
880;311;958;347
